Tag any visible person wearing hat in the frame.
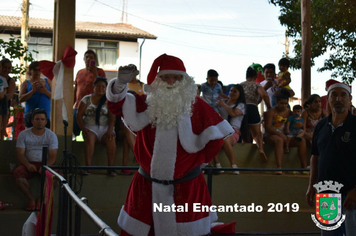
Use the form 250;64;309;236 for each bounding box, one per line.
106;54;235;236
306;81;356;235
320;79;340;115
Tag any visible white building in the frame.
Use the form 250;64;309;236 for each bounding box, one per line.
0;15;156;80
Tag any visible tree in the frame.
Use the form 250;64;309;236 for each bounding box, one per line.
0;35;37;82
269;0;356;84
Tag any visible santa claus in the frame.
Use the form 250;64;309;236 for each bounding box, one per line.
107;54;234;236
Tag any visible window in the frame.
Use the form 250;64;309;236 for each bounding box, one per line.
28;37;53;61
88;40;118;70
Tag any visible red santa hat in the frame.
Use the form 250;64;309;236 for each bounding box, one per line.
146;54;189;85
327;81;352;94
325;79;340;90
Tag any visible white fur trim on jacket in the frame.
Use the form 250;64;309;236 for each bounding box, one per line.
150;126;177;180
106;78;128;103
117;206;151;236
151;125;178;236
178;115;234;153
152;183;177;236
122;94;150;132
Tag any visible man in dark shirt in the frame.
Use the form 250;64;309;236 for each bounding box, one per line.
306;82;356;235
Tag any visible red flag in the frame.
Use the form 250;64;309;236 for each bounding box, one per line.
36;171;55;236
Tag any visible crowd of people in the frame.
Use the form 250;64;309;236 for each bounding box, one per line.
1;52;355;234
197;59;331;175
1;54;352;176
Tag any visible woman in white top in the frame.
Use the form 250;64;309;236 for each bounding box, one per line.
216;84;248;174
77;77;117;176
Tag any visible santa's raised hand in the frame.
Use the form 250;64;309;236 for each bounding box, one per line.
118;64;139;83
112;64;139;94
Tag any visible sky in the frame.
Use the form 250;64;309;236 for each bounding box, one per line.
0;0;347;102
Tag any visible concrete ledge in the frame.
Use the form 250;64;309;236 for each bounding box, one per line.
0;139;310;174
216;143;311;169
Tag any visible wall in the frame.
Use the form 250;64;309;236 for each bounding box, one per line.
73;38;88;75
118;41;140;67
0;33;11;42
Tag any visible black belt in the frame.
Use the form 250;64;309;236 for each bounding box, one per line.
138;165;201;185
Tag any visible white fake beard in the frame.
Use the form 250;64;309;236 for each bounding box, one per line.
146;76;197;129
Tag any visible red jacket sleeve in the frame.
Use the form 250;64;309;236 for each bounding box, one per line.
191;97;224;134
107;99;125;117
204;139;224;163
107;94;148;117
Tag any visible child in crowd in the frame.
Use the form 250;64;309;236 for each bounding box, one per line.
216;84;248;175
276;58;292;91
285;105;305;153
0;62;9;140
260;63;279;108
200;69;228;112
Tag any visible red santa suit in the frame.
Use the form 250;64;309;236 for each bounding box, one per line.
107;54;234;236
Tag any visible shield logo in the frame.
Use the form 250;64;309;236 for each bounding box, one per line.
311;181;346;230
315;193;342;225
341;132;350;142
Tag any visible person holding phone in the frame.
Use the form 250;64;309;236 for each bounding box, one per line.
73;50;106;137
19;61;52;128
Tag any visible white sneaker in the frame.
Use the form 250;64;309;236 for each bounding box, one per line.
216;163;224;173
231;164;239;175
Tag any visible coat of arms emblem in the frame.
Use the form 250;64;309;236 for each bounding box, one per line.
311;181;346;230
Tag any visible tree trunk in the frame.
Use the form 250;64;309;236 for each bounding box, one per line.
20;0;29;84
301;0;311;103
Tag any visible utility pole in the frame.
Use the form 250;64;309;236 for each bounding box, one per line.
20;0;30;83
301;0;311;103
285;30;290;59
121;0;128;23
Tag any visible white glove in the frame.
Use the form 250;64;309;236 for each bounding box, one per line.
118;64;140;83
112;64;139;94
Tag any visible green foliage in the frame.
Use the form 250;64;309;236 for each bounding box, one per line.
269;0;356;84
0;35;38;81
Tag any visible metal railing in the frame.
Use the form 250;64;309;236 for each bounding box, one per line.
63;165;311;197
203;167;310;196
43;165;119;236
